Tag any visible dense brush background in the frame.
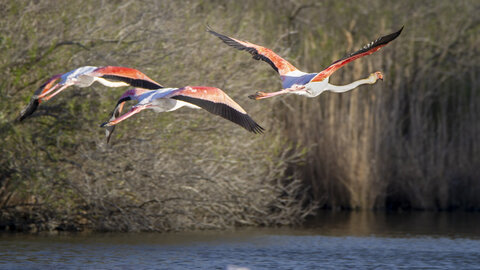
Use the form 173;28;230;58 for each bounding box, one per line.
0;0;478;232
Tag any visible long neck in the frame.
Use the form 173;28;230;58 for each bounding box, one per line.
325;77;374;93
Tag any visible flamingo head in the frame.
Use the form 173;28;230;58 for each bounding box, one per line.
369;71;384;83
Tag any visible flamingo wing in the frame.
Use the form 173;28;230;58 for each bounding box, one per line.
17;74;62;121
92;66;163;90
166;86;264;134
17;98;40;122
310;26;404;82
207;27;298;76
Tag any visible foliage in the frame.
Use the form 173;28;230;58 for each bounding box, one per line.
0;0;479;232
0;0;315;232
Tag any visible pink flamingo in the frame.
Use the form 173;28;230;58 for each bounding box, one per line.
101;86;264;143
208;26;403;100
18;66;163;121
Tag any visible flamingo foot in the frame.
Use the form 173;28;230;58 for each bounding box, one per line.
100;121;112;127
248;91;270;100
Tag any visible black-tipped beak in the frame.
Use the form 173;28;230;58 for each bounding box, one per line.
100;122;110;128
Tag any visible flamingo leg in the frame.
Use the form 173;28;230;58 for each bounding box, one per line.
35;83;61;99
41;83;74;101
248;87;303;100
100;104;150;127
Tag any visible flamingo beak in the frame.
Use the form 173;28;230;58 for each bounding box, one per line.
376;71;384;81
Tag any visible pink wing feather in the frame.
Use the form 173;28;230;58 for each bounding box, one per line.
92;66;163;89
167;86;264;133
208;28;298;76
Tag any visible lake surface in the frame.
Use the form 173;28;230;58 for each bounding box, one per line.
1;211;480;269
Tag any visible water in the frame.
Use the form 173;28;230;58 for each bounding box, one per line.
1;212;480;269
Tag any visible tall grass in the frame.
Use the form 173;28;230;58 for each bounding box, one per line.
272;0;480;210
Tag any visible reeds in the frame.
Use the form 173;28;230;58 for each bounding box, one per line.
276;0;480;210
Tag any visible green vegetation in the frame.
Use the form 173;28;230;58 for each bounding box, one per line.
0;0;478;232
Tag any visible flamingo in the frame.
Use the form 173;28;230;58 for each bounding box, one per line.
207;26;403;100
101;86;264;143
17;66;163;121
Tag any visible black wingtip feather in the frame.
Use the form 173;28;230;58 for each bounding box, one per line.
332;26;404;65
101;97;130;143
378;26;403;46
207;27;280;74
171;95;264;134
17;98;40;122
105;126;115;144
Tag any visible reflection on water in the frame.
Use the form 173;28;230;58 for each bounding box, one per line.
1;212;480;270
304;211;480;238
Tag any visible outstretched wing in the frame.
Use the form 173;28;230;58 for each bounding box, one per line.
310;26;404;82
208;27;298;76
167;86;264;134
92;66;163;90
17;74;62;121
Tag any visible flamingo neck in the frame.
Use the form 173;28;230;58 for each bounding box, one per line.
325;77;376;93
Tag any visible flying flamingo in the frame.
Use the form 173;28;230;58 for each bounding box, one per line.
207;26;403;100
101;86;264;143
17;66;163;121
